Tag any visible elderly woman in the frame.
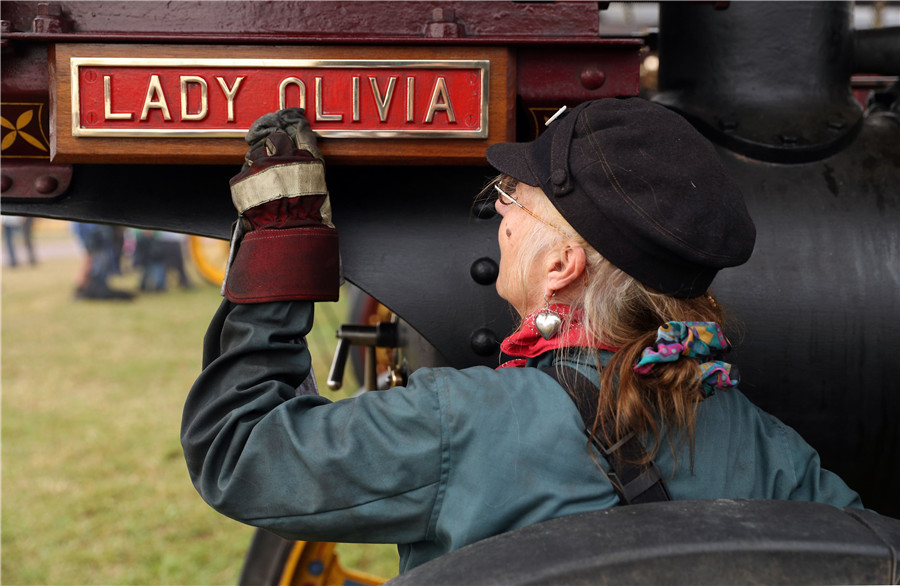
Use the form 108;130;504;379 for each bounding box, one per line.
181;98;862;574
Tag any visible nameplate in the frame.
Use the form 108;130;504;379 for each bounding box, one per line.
52;44;512;164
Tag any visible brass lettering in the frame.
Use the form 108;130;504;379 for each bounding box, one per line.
406;77;415;123
83;62;485;135
425;77;455;123
352;76;360;122
180;75;208;121
369;76;397;122
103;76;132;120
140;74;172;121
216;76;244;122
315;77;342;122
278;77;307;110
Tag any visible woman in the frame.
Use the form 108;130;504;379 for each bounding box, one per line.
181;99;862;574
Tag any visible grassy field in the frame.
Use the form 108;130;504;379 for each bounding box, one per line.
1;221;399;585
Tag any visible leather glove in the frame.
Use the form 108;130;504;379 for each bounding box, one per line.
223;108;340;303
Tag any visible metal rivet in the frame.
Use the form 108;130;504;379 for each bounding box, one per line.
579;67;606;90
470;328;499;357
470;257;499;285
34;175;58;194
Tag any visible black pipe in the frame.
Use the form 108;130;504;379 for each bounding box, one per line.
655;1;862;163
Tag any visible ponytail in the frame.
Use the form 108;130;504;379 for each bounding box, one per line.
574;253;735;469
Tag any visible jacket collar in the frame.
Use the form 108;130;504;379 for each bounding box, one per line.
498;304;616;368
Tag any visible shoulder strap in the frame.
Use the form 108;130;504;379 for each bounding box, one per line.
542;365;671;505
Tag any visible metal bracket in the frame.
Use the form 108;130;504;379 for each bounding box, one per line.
0;163;73;202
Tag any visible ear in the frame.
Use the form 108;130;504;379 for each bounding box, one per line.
545;244;586;294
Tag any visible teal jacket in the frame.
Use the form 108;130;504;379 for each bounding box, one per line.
181;300;863;573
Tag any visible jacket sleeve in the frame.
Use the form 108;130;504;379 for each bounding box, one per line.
181;299;444;544
771;413;865;509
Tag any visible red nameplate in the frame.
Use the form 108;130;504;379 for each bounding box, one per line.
72;59;488;138
52;44;513;165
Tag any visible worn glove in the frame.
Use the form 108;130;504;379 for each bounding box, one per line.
223;108;340;303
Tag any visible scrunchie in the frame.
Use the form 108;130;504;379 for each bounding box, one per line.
633;321;739;395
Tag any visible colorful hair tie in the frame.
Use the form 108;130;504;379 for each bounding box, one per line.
633;321;739;395
697;360;740;396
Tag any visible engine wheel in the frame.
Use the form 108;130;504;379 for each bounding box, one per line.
187;235;229;286
386;500;900;585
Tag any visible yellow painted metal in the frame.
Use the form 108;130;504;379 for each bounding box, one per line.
278;541;385;586
187;235;229;286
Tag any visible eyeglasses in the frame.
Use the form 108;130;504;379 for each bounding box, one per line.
493;182;569;238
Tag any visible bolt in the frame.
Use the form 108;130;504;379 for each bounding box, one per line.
33;2;68;33
37;2;61;16
426;7;462;38
431;8;455;21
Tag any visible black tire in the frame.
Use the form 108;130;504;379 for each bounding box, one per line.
387;500;900;585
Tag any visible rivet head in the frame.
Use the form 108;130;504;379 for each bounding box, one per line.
778;134;798;145
34;175;58;194
470;257;499;285
551;169;567;185
470;328;499;357
579;67;606;90
1;174;11;193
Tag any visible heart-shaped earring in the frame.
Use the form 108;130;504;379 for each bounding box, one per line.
535;294;561;340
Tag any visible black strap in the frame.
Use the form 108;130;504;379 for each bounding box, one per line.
542;365;671;505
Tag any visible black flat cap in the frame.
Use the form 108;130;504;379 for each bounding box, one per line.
486;98;756;298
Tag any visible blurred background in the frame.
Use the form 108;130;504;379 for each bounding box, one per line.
0;219;399;584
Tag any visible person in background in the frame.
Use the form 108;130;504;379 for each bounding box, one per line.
157;231;193;290
2;215;37;268
72;222;133;300
181;102;864;574
134;230;193;292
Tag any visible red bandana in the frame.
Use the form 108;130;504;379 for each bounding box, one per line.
497;304;616;368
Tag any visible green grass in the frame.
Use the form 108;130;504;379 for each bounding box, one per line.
1;222;399;585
